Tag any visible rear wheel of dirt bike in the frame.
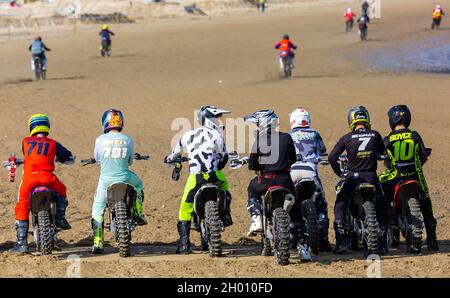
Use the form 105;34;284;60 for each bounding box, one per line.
282;58;291;78
406;197;423;254
362;201;379;257
115;201;131;257
41;69;46;80
38;211;53;255
205;200;222;257
302;200;320;255
34;60;41;80
261;234;272;256
273;207;290;265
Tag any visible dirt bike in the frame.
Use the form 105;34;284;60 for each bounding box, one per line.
292;155;329;257
229;153;295;265
33;55;46;80
431;14;444;29
338;154;381;257
3;154;68;255
279;51;294;78
359;25;368;41
81;153;149;257
386;148;432;254
166;156;229;257
100;37;111;57
345;19;354;32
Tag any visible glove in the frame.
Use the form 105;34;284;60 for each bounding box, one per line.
163;155;171;164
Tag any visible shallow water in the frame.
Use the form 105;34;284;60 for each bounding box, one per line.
365;36;450;74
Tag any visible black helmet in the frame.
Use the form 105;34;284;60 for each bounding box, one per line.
387;105;411;131
348;106;370;131
283;34;290;40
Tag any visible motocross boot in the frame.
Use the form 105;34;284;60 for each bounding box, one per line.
133;191;148;226
318;215;332;252
425;218;439;251
176;221;191;254
91;219;104;254
297;223;312;262
419;194;439;251
378;226;389;255
55;196;71;230
333;221;348;254
221;192;233;228
10;221;29;254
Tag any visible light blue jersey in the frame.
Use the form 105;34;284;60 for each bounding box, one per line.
94;132;134;179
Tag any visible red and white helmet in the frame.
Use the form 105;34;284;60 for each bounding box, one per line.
290;107;311;129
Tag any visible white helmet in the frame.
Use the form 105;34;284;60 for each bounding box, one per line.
347;8;352;13
437;4;441;9
289;107;311;129
197;105;230;131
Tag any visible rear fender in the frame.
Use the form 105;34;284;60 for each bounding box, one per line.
349;183;376;219
30;188;56;215
193;184;219;220
295;179;317;203
393;179;421;212
107;184;136;216
264;187;295;215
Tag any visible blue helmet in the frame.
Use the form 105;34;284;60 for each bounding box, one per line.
102;109;124;133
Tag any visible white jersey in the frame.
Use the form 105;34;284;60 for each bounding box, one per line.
168;127;228;174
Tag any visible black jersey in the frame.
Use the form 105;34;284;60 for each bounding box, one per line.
248;131;297;174
329;128;386;176
384;128;428;173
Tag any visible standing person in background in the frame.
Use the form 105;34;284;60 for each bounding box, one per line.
362;0;370;23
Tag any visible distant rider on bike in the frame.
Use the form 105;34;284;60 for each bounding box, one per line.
433;4;445;16
165;105;233;254
10;114;75;254
28;36;51;72
99;24;115;50
288;107;331;251
379;105;438;251
344;8;357;32
91;109;147;254
328;106;388;254
274;34;298;70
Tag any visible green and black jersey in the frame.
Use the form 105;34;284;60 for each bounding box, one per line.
379;128;429;192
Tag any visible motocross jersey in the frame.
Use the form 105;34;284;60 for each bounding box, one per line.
275;39;297;56
248;131;297;174
289;127;326;164
94;132;134;178
99;29;114;40
29;41;50;55
22;136;73;175
328;128;385;177
168;127;228;174
379;128;428;188
344;12;355;21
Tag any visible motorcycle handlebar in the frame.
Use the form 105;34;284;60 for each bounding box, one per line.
165;156;189;165
82;153;149;166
